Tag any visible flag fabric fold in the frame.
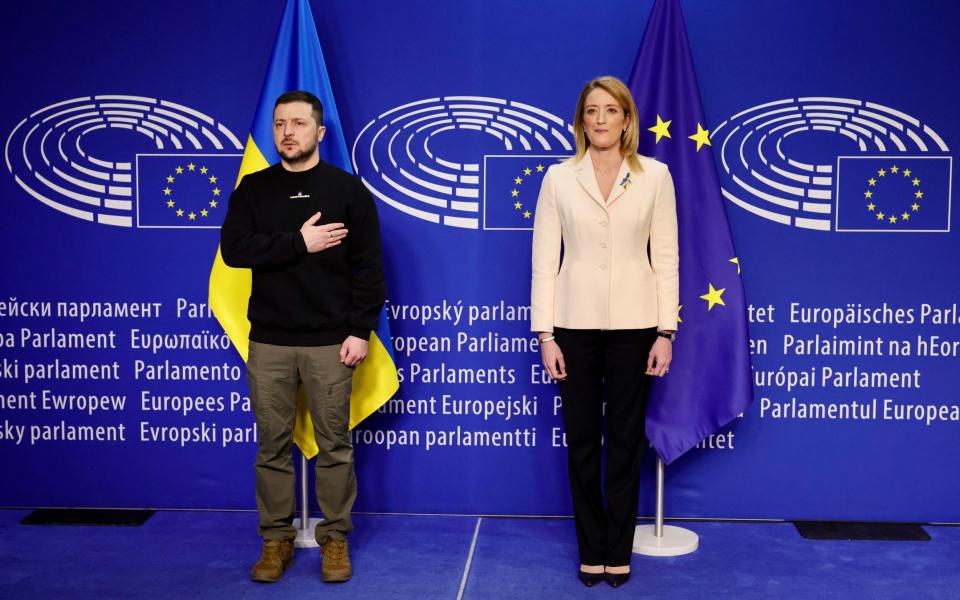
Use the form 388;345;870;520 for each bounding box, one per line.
629;0;754;464
208;0;398;458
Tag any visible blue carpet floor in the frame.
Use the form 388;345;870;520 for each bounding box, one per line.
0;510;957;599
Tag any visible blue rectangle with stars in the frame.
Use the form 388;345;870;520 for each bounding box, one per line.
482;155;567;230
835;156;952;232
136;154;243;229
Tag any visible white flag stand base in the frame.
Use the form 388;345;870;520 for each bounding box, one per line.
632;456;699;557
294;453;322;548
633;523;699;556
294;517;322;548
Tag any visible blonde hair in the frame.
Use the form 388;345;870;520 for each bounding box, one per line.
571;76;642;172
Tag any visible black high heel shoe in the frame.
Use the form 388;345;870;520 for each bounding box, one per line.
604;570;631;588
577;569;604;587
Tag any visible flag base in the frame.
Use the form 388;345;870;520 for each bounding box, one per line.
632;524;699;556
294;517;323;548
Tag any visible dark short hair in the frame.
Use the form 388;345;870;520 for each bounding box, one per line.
274;90;324;126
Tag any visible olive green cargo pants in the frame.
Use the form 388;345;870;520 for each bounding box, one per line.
247;340;355;544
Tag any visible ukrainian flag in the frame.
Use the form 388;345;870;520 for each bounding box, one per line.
208;0;398;457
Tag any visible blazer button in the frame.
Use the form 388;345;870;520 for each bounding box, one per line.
599;220;608;227
600;242;607;249
599;264;607;270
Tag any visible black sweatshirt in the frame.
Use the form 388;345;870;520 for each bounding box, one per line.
219;160;386;346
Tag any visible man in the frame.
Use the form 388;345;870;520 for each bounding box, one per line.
220;90;386;583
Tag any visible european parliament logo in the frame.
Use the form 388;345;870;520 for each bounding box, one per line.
4;95;243;228
351;96;573;230
712;96;952;232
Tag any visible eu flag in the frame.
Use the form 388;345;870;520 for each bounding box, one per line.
136;154;240;228
483;155;564;230
629;0;754;464
207;0;399;456
835;156;951;232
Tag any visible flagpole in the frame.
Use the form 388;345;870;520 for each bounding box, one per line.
633;457;698;556
294;453;320;548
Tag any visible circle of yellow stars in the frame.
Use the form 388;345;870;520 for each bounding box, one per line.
165;162;222;221
511;163;545;219
864;164;921;225
647;114;711;151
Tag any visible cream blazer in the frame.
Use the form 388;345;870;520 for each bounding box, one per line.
530;151;679;332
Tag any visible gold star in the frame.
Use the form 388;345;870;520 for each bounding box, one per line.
523;210;532;219
911;203;920;211
511;189;519;197
213;188;221;196
864;190;873;199
523;168;532;176
648;115;672;143
877;168;886;177
688;123;711;151
200;166;208;174
209;200;218;208
514;177;522;185
699;283;726;311
163;187;172;196
200;209;209;217
188;212;197;220
166;175;175;183
867;202;875;211
902;212;910;221
915;190;923;199
890;165;899;174
889;215;897;223
187;163;196;171
514;201;522;209
166;200;175;208
902;168;911;177
175;166;183;174
536;164;544;172
677;305;683;324
876;211;885;221
176;209;184;217
912;178;920;186
868;178;876;186
209;175;217;183
729;257;741;275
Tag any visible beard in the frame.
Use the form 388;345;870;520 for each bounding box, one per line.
279;140;318;165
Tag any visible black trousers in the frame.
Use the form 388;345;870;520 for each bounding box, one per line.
554;327;657;567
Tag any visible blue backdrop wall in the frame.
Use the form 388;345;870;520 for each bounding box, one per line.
1;0;958;522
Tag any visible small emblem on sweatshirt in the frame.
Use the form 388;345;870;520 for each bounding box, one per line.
290;191;311;199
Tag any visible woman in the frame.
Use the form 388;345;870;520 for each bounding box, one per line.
530;76;678;588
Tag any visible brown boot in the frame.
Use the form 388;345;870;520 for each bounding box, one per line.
321;537;352;582
250;538;295;582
